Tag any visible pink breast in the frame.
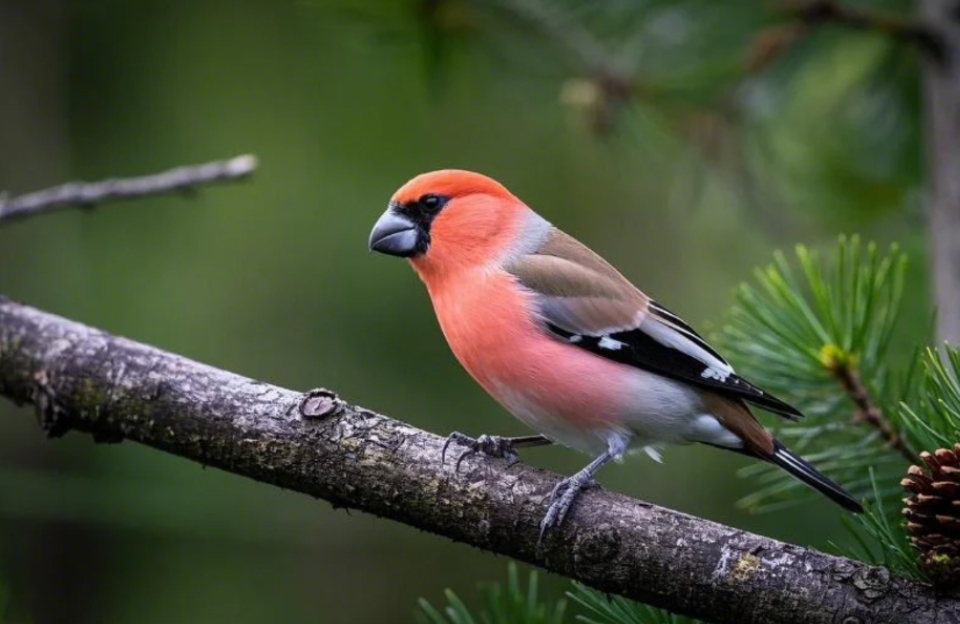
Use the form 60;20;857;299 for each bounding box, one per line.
429;272;629;428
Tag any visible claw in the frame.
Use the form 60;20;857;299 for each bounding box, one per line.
441;431;473;469
455;448;472;473
440;437;453;465
537;479;576;546
440;432;523;473
536;476;601;550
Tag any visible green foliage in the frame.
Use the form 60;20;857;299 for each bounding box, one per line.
415;563;701;624
444;0;923;224
567;584;700;624
900;347;960;451
722;235;906;407
838;470;919;577
718;235;914;512
416;563;566;624
717;235;960;584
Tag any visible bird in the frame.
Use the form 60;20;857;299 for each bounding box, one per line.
367;169;864;542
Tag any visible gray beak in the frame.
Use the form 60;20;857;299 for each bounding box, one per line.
368;210;419;257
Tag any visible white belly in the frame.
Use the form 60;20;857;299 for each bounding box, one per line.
619;367;709;442
491;368;734;459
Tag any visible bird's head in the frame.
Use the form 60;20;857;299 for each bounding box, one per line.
368;170;535;280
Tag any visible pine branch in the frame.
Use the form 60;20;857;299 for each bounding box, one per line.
0;155;257;225
826;355;918;463
782;0;936;44
488;0;612;74
418;563;568;624
484;0;640;133
746;1;944;74
0;296;956;624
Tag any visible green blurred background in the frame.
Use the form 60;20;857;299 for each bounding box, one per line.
0;1;929;622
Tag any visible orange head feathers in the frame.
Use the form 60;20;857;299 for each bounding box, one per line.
390;169;515;205
369;169;532;280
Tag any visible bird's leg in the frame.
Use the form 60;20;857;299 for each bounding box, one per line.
537;449;615;547
442;432;551;471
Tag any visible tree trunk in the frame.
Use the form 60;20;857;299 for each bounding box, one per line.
922;0;960;343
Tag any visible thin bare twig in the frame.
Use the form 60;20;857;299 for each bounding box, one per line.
831;361;919;464
0;154;258;225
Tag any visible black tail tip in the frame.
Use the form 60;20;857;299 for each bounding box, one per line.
833;491;865;514
771;441;864;513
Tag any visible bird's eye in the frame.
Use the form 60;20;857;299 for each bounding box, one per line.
419;194;447;212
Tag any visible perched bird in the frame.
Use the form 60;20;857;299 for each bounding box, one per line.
368;169;863;540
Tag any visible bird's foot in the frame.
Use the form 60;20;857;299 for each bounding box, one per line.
441;432;521;472
537;474;600;549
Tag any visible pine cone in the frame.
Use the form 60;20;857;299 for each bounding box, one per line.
902;444;960;588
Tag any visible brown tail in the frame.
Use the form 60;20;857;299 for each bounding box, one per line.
706;396;863;513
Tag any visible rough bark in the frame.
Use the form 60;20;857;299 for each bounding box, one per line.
922;0;960;343
0;297;956;624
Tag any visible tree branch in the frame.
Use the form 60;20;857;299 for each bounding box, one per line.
488;0;642;134
828;360;919;464
746;1;945;75
0;156;950;621
0;154;258;225
0;297;955;624
922;0;960;344
781;0;941;49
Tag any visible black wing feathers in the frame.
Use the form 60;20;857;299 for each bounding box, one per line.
648;301;726;362
545;318;803;420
